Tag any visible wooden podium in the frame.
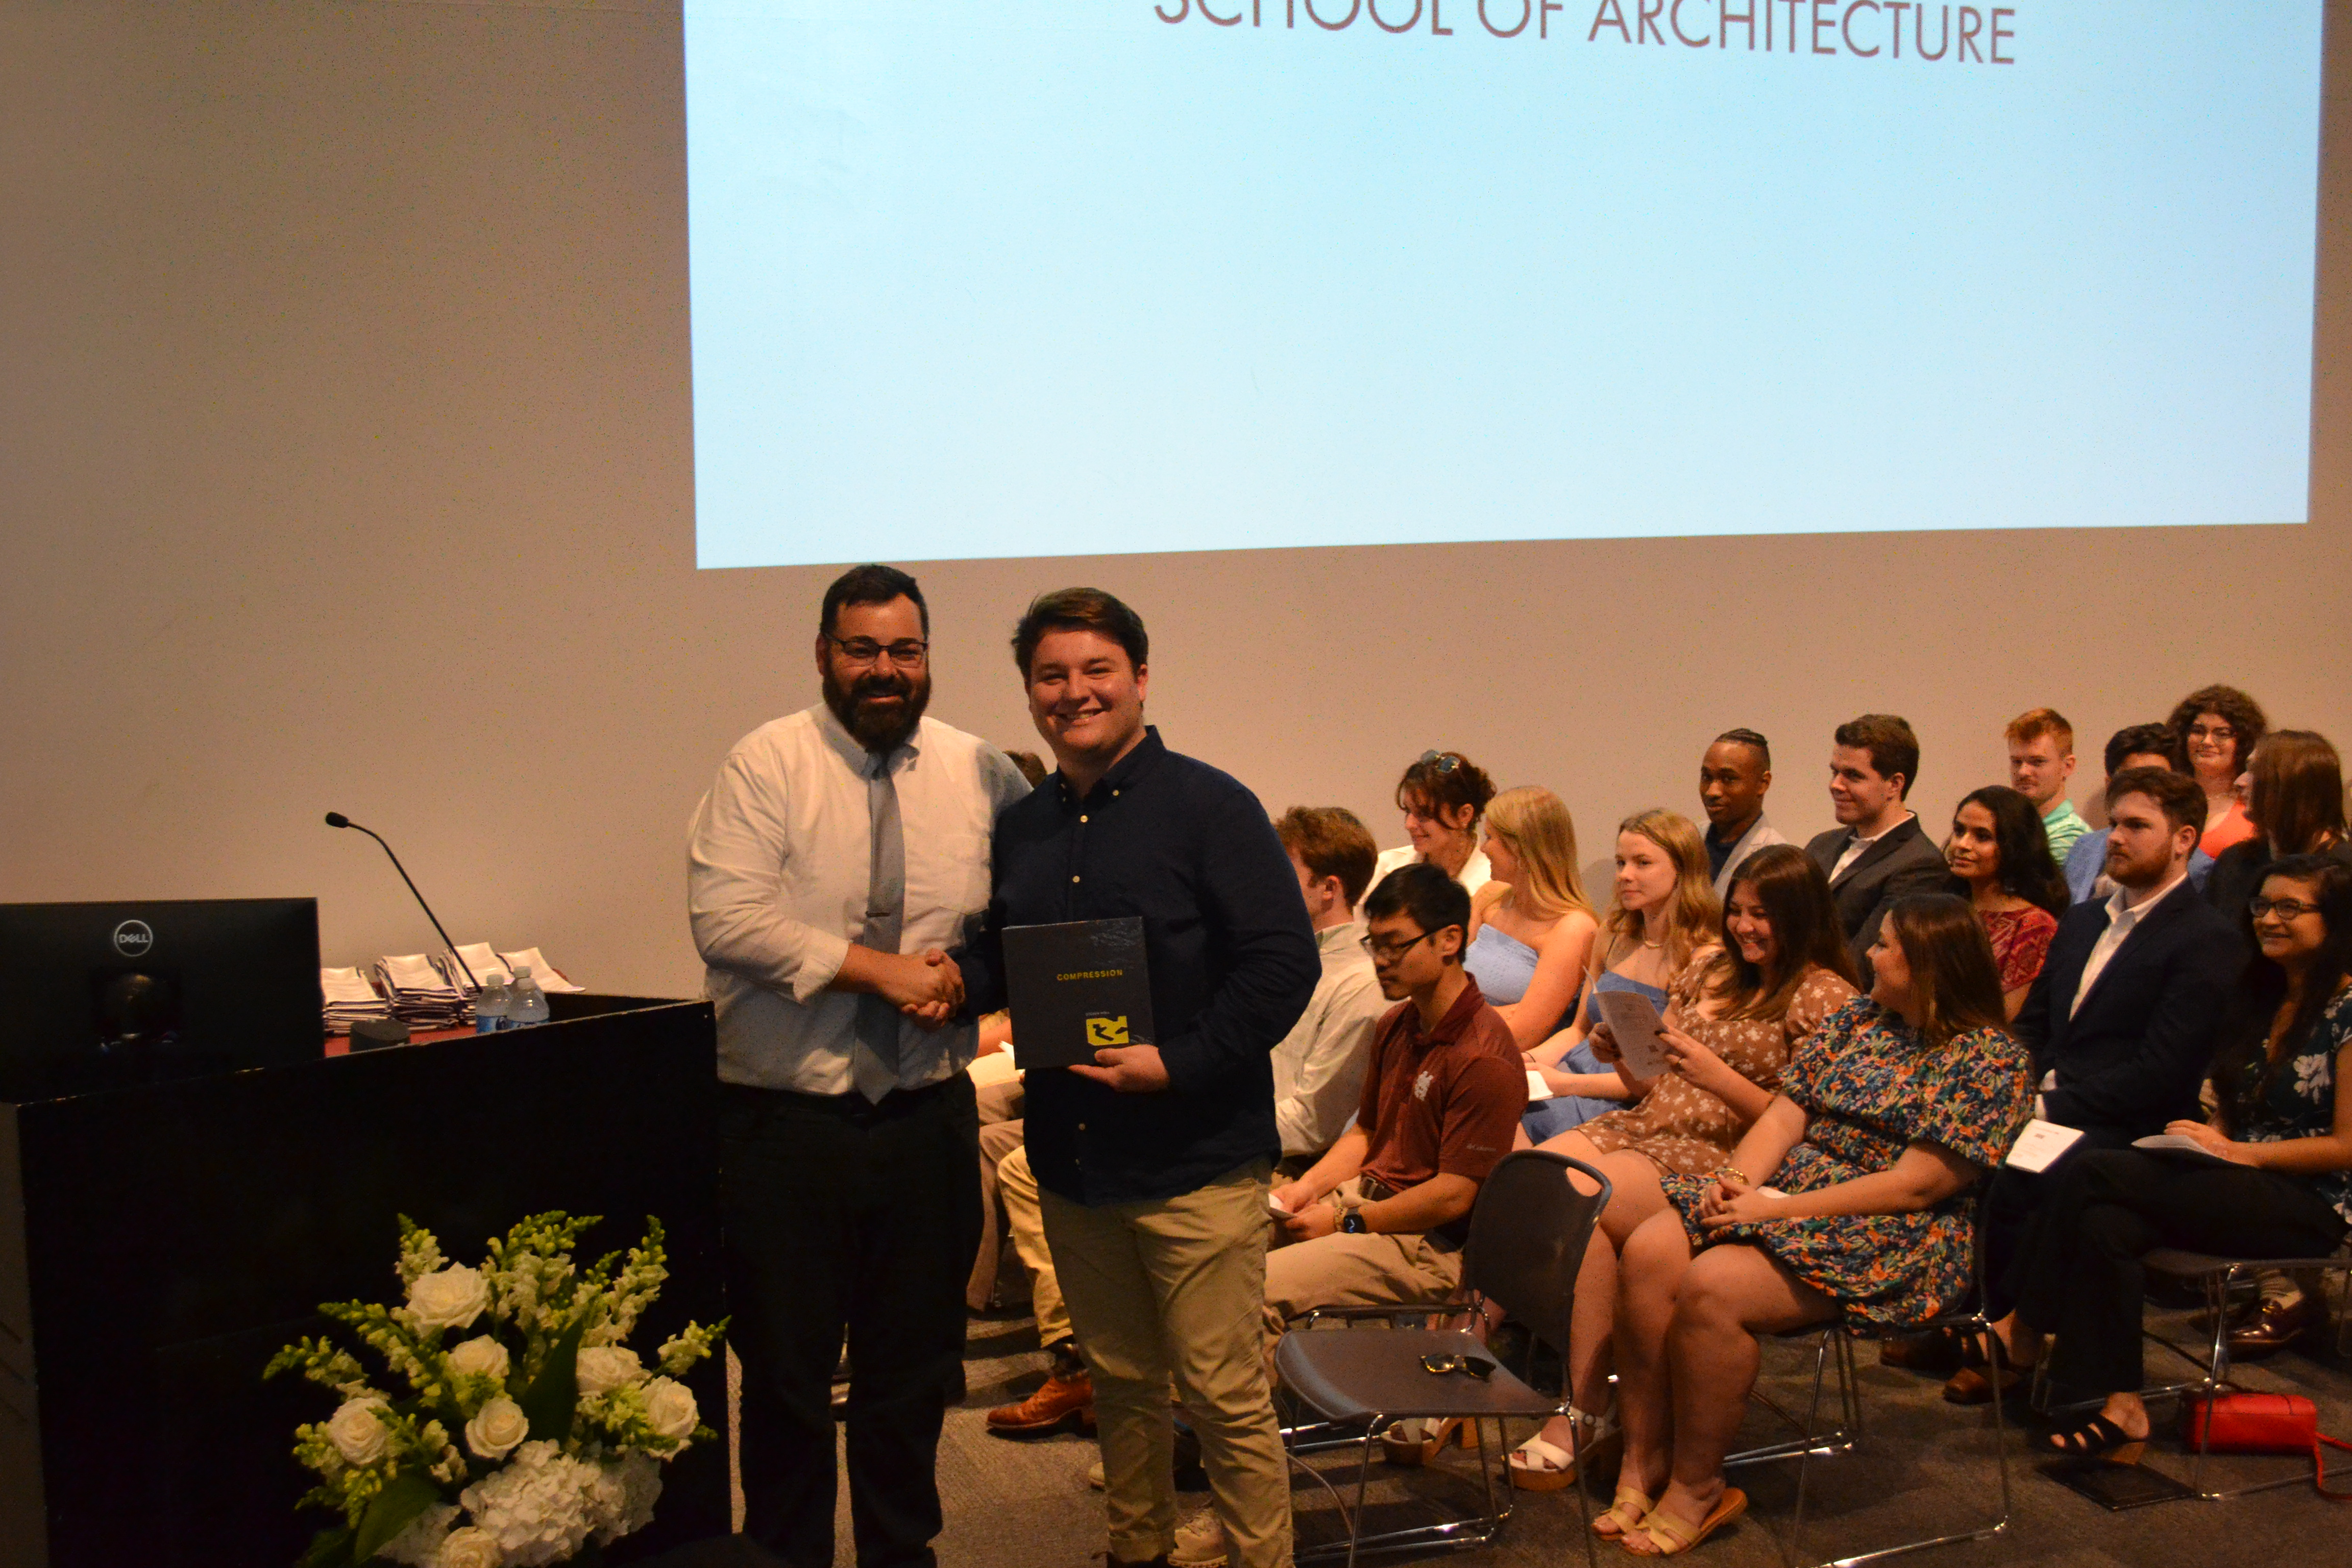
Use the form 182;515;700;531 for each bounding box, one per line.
0;995;729;1568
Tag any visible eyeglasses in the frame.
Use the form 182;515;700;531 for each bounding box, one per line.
2250;897;2321;921
826;635;929;669
2188;722;2236;743
1361;929;1440;963
1419;1352;1497;1380
1417;750;1459;774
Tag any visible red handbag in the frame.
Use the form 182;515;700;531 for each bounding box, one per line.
2180;1392;2352;1499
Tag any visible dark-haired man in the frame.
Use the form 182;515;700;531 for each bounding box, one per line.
1803;714;1948;982
688;564;1032;1567
958;587;1319;1568
2063;723;2215;905
1699;728;1785;899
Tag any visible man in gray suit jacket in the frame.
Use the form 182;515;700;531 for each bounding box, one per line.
1803;714;1951;983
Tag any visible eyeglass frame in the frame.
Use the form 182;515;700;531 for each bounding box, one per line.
1419;1351;1497;1380
824;634;930;669
1359;926;1454;964
2250;896;2323;922
1416;749;1460;774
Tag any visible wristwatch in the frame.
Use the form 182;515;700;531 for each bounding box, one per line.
1339;1209;1369;1235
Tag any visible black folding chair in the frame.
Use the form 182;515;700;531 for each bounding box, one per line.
1272;1150;1611;1567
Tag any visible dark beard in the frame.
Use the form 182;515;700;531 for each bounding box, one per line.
823;664;930;754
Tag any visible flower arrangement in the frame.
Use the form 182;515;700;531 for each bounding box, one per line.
266;1212;724;1568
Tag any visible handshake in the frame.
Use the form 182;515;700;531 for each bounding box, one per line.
875;947;965;1030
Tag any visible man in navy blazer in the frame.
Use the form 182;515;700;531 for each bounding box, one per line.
1983;767;2243;1315
1803;714;1951;985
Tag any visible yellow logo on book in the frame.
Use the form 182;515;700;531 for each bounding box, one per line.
1086;1015;1131;1047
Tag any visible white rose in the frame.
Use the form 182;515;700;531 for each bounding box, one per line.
408;1264;490;1332
465;1395;531;1461
327;1399;390;1466
435;1526;502;1568
447;1335;510;1383
642;1377;698;1442
572;1345;643;1397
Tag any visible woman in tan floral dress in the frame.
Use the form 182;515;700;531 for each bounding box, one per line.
1509;845;1859;1487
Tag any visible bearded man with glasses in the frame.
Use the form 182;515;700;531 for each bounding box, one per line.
689;563;1032;1568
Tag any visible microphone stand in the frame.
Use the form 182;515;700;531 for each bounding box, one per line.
325;813;480;989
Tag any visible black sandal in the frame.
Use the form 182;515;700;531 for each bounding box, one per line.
2042;1413;2147;1462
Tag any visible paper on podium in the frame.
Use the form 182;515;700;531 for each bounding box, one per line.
498;947;585;993
447;942;507;989
1592;990;1673;1078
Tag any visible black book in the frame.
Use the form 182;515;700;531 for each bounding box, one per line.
1002;917;1156;1070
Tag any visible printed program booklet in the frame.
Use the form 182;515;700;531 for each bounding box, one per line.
1002;917;1156;1070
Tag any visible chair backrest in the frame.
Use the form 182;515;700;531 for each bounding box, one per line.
1460;1149;1611;1359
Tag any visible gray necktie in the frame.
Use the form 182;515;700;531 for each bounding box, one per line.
851;750;906;1103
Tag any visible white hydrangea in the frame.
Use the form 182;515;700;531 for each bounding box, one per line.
379;1502;458;1566
458;1440;597;1566
582;1451;664;1546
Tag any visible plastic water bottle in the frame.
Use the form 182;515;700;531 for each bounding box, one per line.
473;971;511;1035
507;965;550;1029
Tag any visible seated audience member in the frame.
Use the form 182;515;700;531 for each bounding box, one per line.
2063;723;2214;905
1270;806;1392;1169
1943;785;2069;1020
2169;683;2268;857
1506;846;1858;1489
1369;749;1497;896
2005;707;2090;865
983;1142;1092;1436
966;1012;1024;1311
1465;787;1600;1049
1957;767;2243;1402
1599;897;2032;1555
1699;729;1787;899
1805;715;1950;983
1261;865;1526;1431
1523;810;1723;1142
1997;857;2352;1457
2204;731;2352;919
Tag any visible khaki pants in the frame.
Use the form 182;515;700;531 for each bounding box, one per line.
996;1142;1070;1347
966;1077;1027;1310
1041;1160;1291;1568
1262;1178;1466;1356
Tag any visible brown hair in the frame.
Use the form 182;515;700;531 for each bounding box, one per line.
1394;750;1497;832
1705;844;1859;1020
1878;894;2010;1049
1606;809;1723;970
1011;587;1148;678
2167;684;2267;776
2212;856;2352;1109
2246;731;2347;857
1833;714;1921;799
2106;765;2209;840
1484;787;1595;923
2004;707;2073;754
1276;806;1380;909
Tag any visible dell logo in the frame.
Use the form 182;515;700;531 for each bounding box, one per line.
112;919;155;958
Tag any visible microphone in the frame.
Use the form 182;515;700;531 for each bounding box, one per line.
325;812;480;988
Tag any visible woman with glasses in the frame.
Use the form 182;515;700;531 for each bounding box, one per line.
1597;896;2030;1556
1993;857;2352;1459
1942;785;2069;1020
2167;684;2268;857
1523;810;1723;1143
1368;750;1498;897
1464;787;1599;1051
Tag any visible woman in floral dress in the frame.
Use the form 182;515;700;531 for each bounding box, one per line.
1507;846;1857;1488
1997;856;2352;1458
1599;895;2035;1557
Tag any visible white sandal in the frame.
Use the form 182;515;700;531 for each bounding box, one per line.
1508;1407;1617;1491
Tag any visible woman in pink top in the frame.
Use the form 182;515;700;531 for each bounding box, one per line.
2169;684;2267;857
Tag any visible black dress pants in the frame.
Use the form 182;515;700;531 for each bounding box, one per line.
720;1074;981;1568
1981;1124;2138;1319
2008;1147;2346;1403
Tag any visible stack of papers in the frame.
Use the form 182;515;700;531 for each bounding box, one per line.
375;953;473;1031
497;947;584;993
440;943;509;994
321;967;391;1036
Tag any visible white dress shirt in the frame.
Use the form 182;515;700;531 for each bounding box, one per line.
687;704;1031;1094
1270;919;1390;1159
2068;869;2189;1019
1370;844;1493;899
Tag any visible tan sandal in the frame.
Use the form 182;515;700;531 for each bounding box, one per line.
1592;1485;1654;1539
1380;1416;1469;1465
1621;1488;1746;1557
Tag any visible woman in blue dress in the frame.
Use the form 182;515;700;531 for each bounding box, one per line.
1463;786;1598;1052
1523;809;1724;1142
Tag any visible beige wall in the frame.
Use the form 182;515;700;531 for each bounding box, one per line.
4;0;2347;997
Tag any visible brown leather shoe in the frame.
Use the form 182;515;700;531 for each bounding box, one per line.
2227;1295;2315;1360
987;1368;1096;1435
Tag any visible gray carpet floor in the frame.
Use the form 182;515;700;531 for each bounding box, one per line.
853;1304;2352;1567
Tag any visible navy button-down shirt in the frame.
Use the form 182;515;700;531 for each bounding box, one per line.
960;727;1320;1206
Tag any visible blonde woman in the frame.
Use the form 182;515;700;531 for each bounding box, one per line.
1465;787;1600;1050
1524;810;1724;1143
